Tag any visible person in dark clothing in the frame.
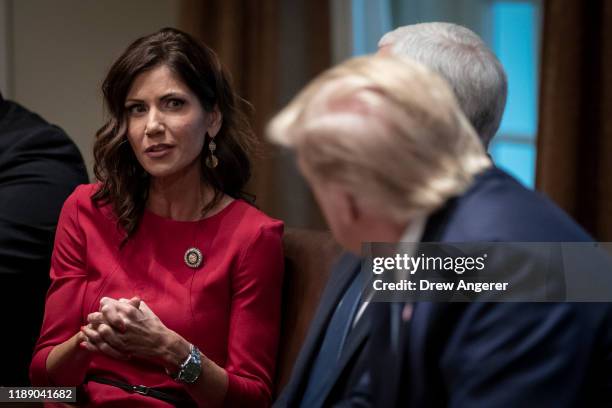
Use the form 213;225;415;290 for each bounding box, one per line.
267;56;612;407
0;92;88;385
272;22;509;408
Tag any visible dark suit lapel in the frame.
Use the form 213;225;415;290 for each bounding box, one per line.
368;301;401;407
386;302;409;406
399;197;464;406
318;304;371;402
337;308;370;371
371;202;456;407
283;253;361;404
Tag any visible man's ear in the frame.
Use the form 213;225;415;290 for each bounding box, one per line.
207;105;223;138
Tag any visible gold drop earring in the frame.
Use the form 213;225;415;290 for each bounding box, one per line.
205;136;218;169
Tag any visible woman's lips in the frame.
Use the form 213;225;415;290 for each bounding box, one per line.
145;144;174;158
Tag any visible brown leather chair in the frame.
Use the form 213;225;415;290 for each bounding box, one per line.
274;228;342;395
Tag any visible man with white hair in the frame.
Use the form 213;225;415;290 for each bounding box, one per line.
269;53;612;407
274;23;509;407
378;22;507;148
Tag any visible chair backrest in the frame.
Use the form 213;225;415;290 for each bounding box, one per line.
274;227;342;393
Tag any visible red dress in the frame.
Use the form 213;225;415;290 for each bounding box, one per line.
30;184;284;407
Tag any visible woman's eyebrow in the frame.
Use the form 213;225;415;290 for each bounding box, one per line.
125;92;186;104
159;92;185;101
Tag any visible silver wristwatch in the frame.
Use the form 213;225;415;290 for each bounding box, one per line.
173;344;202;384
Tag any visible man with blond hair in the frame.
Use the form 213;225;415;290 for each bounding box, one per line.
274;23;508;408
269;53;611;407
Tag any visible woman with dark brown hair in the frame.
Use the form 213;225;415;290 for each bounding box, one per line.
30;28;283;407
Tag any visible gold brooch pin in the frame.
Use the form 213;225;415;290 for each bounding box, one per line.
184;247;203;269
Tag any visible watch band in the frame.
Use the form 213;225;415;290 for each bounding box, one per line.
173;344;202;384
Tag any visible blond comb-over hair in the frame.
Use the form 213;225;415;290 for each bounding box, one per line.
267;55;491;223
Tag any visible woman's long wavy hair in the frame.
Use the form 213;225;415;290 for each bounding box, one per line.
92;27;257;243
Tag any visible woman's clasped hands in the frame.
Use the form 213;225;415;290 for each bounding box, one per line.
80;297;182;368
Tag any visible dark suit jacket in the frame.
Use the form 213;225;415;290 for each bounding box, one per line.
370;167;612;407
274;254;371;407
0;94;88;385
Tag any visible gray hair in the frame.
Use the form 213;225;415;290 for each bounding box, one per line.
379;22;507;147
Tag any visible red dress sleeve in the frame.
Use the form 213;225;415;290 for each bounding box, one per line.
30;186;89;385
224;221;284;407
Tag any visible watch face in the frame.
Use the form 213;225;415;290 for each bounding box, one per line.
182;362;200;382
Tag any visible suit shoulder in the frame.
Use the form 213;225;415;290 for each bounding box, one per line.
1;100;84;164
443;168;592;241
3;100;70;143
